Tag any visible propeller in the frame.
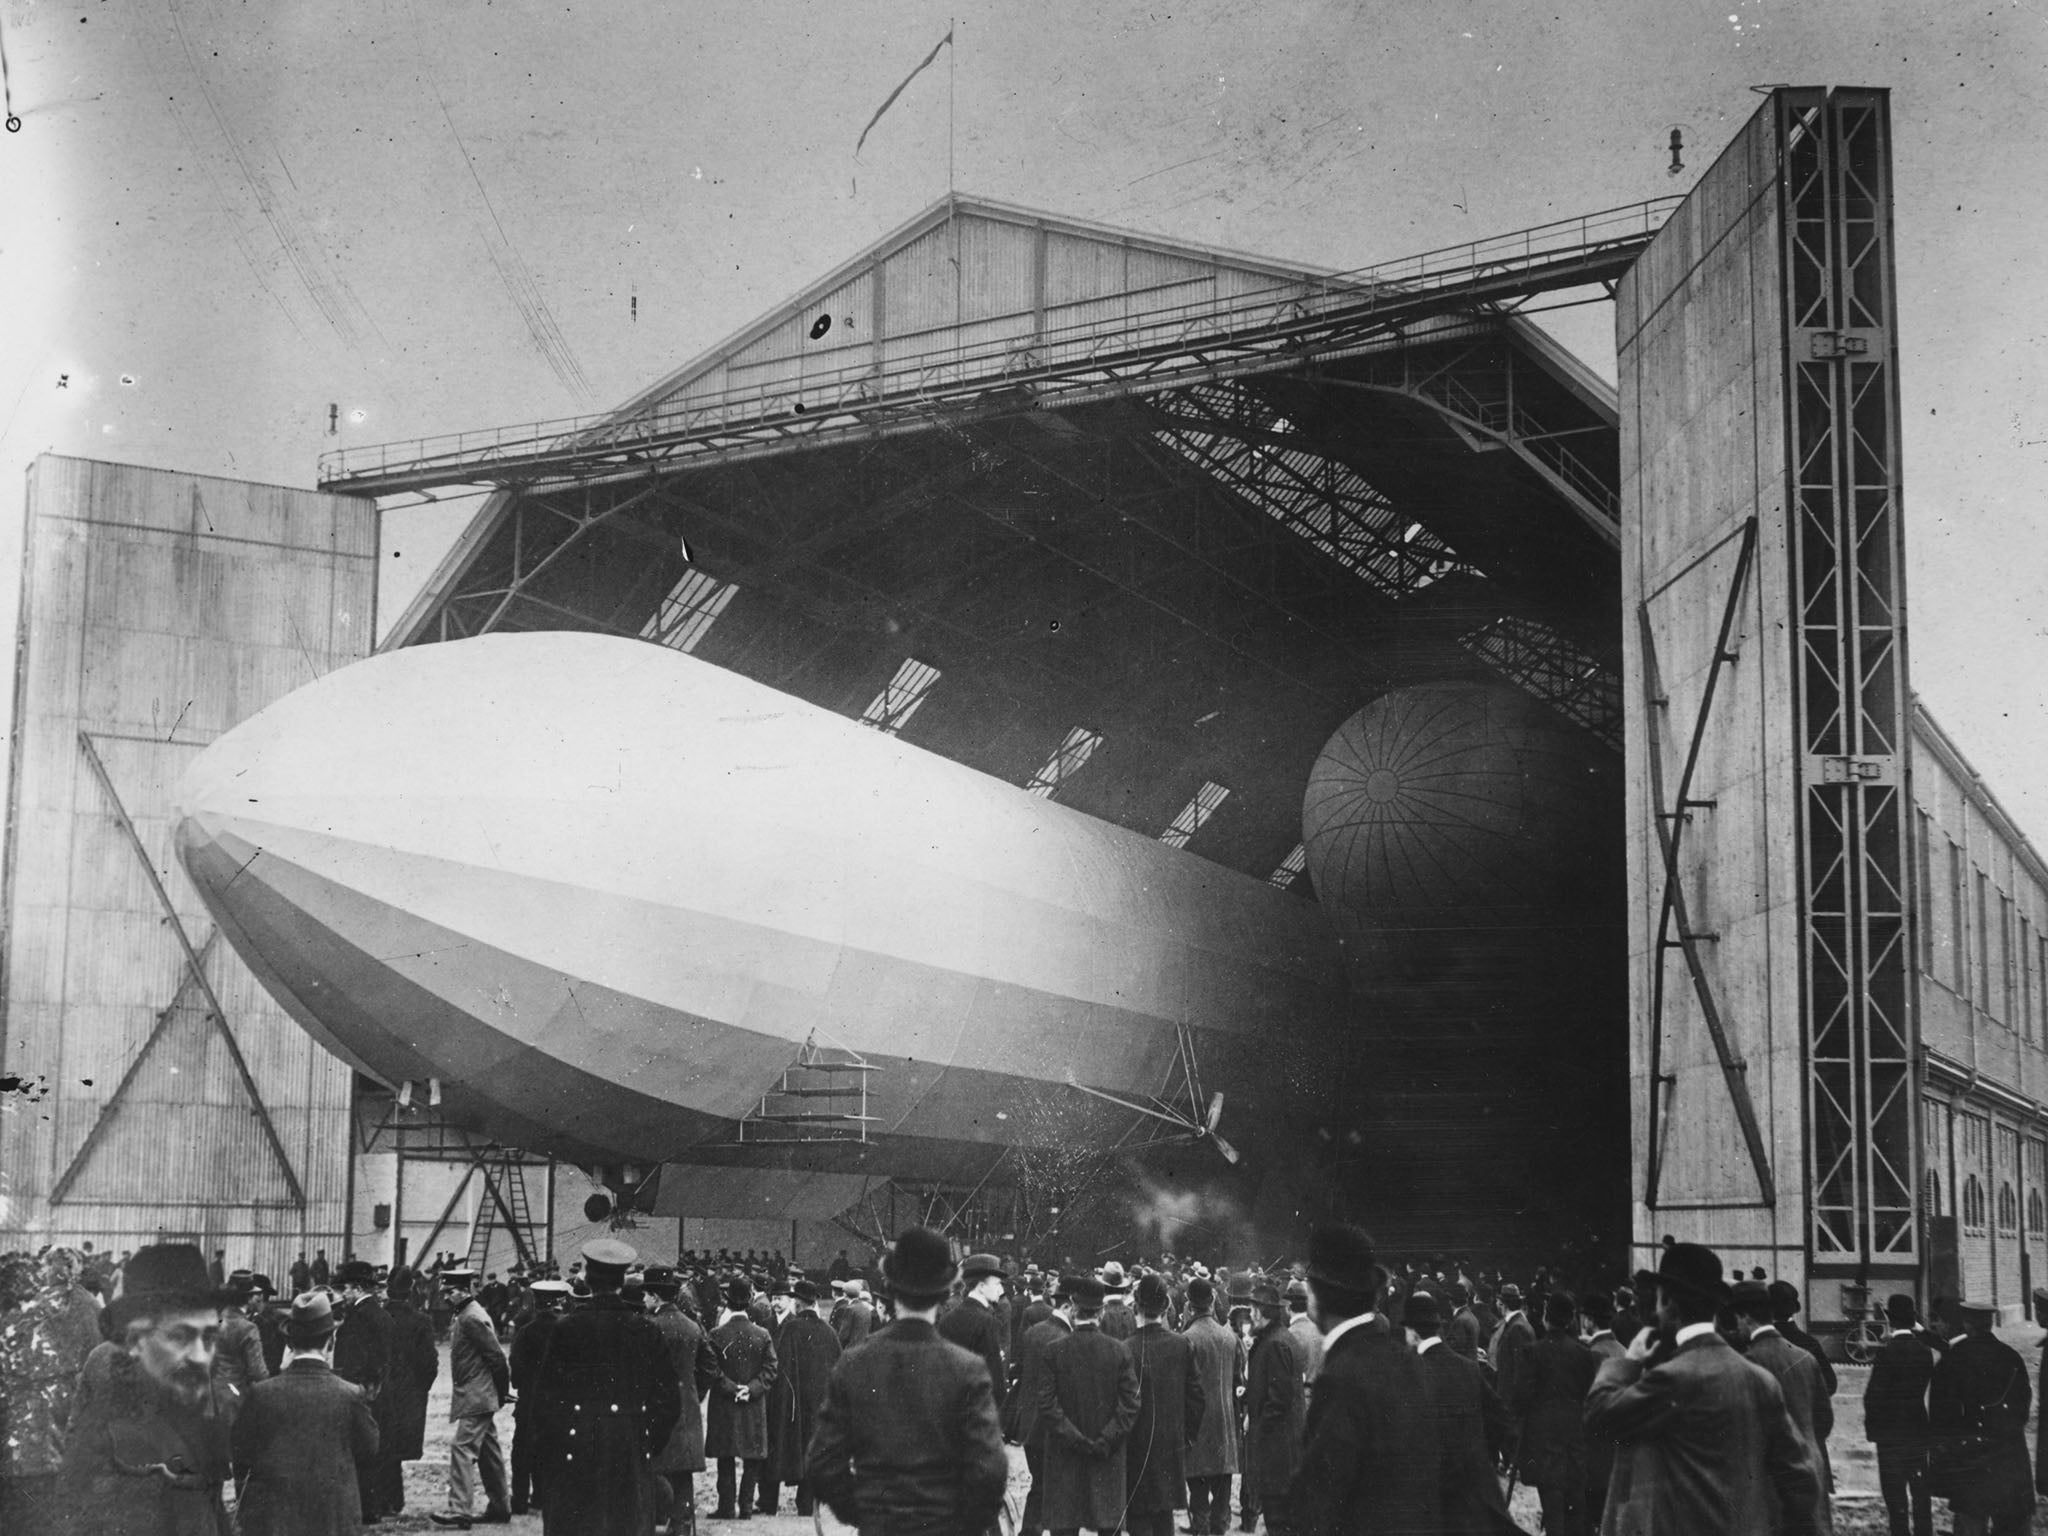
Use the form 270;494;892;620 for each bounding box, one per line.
1062;1074;1239;1164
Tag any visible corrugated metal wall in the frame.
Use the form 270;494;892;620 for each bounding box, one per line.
0;455;377;1276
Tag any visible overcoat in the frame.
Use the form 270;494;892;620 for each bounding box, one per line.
1122;1321;1206;1515
1098;1300;1135;1342
379;1298;438;1462
1181;1314;1241;1478
1415;1342;1509;1536
704;1310;779;1461
1928;1329;2033;1522
1863;1330;1934;1454
832;1297;876;1351
1282;1321;1437;1536
1744;1327;1834;1529
449;1297;509;1418
1242;1318;1305;1506
331;1295;391;1400
1585;1331;1823;1536
58;1343;232;1536
805;1317;1007;1534
231;1357;379;1536
1037;1323;1142;1531
533;1292;684;1536
937;1296;1008;1411
768;1309;842;1485
647;1303;720;1476
1009;1312;1073;1446
1488;1310;1535;1412
1509;1332;1597;1490
1445;1307;1484;1362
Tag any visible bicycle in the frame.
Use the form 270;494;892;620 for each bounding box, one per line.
1840;1285;1888;1365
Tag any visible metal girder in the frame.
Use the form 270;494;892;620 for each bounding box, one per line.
72;732;306;1208
319;200;1677;498
1458;615;1623;748
1144;380;1473;599
1637;519;1773;1209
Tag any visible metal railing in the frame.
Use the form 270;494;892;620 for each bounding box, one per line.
319;197;1680;494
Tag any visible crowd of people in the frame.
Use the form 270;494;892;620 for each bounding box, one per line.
0;1227;2042;1534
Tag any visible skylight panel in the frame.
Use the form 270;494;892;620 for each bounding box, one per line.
1268;843;1308;889
859;657;941;735
640;568;738;654
1160;780;1230;849
1024;726;1104;799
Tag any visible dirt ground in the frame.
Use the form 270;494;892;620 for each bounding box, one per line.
350;1327;2043;1534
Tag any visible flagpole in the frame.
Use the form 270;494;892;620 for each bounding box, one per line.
947;18;956;194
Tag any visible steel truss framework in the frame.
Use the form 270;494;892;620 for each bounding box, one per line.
1782;93;1916;1265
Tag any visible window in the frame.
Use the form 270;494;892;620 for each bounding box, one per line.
859;658;940;735
1950;840;1968;992
1023;727;1103;800
1922;1165;1944;1218
2001;894;2016;1023
640;568;738;654
1160;781;1230;850
1268;843;1308;890
1917;811;1936;972
1962;1113;1989;1165
2031;1188;2045;1237
2000;1182;2020;1234
2024;916;2037;1044
1961;1174;1987;1232
1977;870;1992;1010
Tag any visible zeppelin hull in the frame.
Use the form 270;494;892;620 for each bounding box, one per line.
174;634;1346;1172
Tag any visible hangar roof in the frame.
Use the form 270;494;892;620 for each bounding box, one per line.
375;194;1652;888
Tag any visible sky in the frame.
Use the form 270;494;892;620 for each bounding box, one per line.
2;0;2045;823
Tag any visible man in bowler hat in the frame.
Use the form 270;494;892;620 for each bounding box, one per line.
1586;1242;1822;1534
232;1290;381;1536
806;1227;1009;1535
1283;1226;1435;1536
1037;1272;1142;1536
939;1253;1011;1417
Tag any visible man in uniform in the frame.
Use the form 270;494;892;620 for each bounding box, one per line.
529;1238;683;1536
767;1278;842;1521
509;1277;571;1517
1930;1297;2032;1536
333;1258;394;1523
806;1227;1008;1536
1122;1272;1205;1536
429;1268;512;1528
706;1274;779;1520
939;1253;1010;1419
1180;1276;1241;1536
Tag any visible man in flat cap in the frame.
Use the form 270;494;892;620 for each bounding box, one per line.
940;1254;1011;1420
807;1228;1009;1536
529;1238;682;1536
58;1243;237;1535
706;1273;779;1519
1282;1226;1435;1536
766;1278;841;1521
1122;1272;1205;1536
233;1291;380;1536
429;1268;512;1528
1586;1243;1822;1534
1038;1272;1142;1536
1930;1297;2032;1536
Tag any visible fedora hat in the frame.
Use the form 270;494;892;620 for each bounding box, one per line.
1065;1273;1107;1308
284;1290;337;1346
104;1244;237;1332
961;1252;1004;1282
882;1227;958;1303
1305;1224;1377;1296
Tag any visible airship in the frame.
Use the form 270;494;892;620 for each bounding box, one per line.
173;632;1352;1194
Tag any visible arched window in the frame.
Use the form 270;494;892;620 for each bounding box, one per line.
1962;1173;1987;1232
1999;1181;2020;1233
1923;1166;1945;1218
2029;1187;2044;1236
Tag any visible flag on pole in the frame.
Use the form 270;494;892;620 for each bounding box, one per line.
855;27;953;158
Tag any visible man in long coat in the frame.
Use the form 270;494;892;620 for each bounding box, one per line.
1013;1279;1076;1535
641;1267;718;1535
510;1280;569;1518
1578;1291;1626;1532
805;1228;1008;1536
1929;1298;2032;1535
1242;1283;1306;1534
332;1258;395;1523
376;1266;439;1521
1179;1276;1241;1536
1037;1274;1141;1536
1282;1228;1437;1536
939;1254;1010;1420
1733;1280;1833;1534
530;1239;683;1536
768;1279;842;1519
1509;1292;1597;1536
1585;1243;1822;1536
232;1292;380;1536
831;1279;876;1350
705;1275;779;1519
1405;1291;1509;1536
1865;1293;1935;1536
1122;1274;1205;1536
